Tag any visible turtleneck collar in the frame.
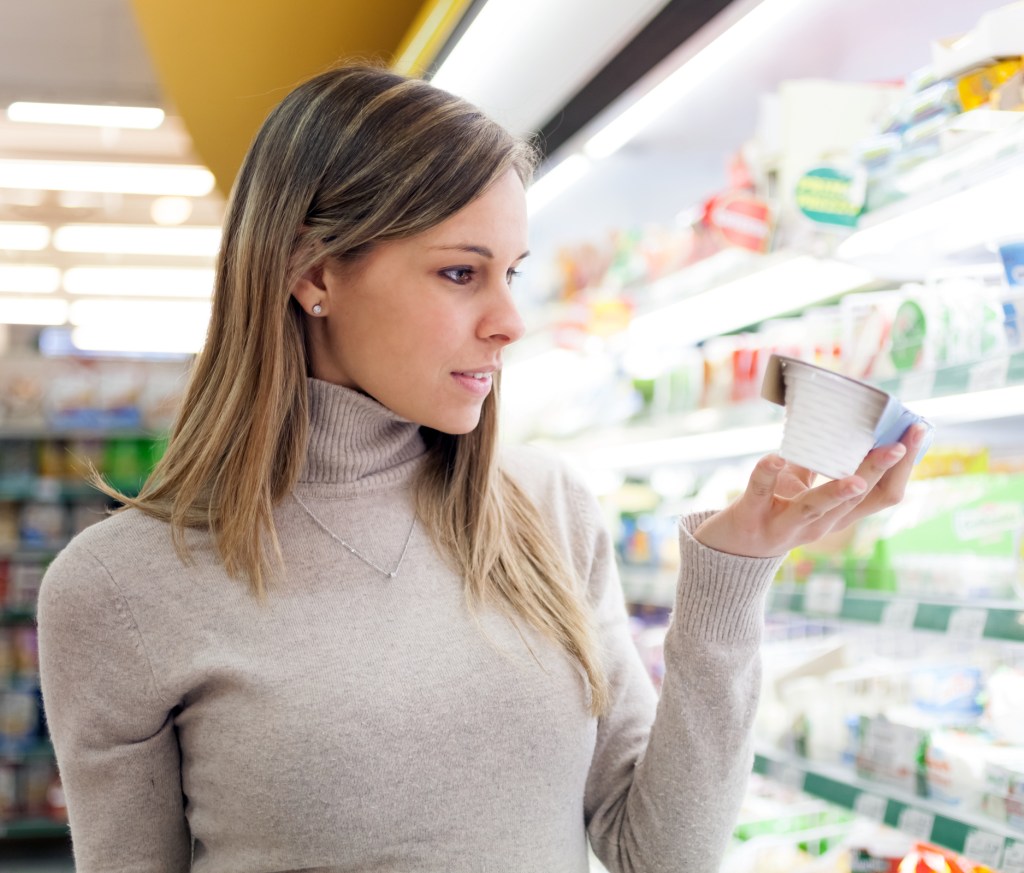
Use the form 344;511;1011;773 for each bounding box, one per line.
299;378;426;490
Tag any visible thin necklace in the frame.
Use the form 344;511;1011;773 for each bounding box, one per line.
292;492;416;579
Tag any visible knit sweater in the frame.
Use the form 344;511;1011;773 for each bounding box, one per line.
37;378;783;873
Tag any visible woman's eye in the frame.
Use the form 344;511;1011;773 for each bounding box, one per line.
440;267;474;285
507;268;522;284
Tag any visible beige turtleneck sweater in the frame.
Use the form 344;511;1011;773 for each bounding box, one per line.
37;379;783;873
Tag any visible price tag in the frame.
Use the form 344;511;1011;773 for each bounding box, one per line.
947;607;988;640
882;600;917;630
854;792;888;822
767;760;805;791
967;356;1010;393
897;807;934;840
805;574;845;616
899;370;936;400
963;830;1005;868
1003;841;1024;873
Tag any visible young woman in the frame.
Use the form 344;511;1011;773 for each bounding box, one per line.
37;65;924;872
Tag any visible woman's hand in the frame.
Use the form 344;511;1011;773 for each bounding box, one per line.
692;423;929;558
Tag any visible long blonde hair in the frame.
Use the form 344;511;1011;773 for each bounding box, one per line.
102;64;608;714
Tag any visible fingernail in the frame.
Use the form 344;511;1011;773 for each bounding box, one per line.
884;444;907;465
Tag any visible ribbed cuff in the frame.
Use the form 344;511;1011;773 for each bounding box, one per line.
674;511;784;641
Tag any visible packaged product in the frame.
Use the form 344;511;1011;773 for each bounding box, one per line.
845;474;1024;599
856;713;928;794
957;59;1024;111
930;2;1024;79
924;729;991;808
0;688;40;756
6;562;44;610
985;667;1024;744
19;502;66;548
0;762;16;818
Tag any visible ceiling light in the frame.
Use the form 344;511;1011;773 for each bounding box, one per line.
0;264;61;294
0;222;50;251
6;101;165;129
527;155;592;216
0;159;216;196
0;296;68;325
150;196;194;226
627;254;874;348
54;225;221;257
63;266;215;298
584;0;804;159
69;299;210;354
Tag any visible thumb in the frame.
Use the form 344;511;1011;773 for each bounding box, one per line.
744;454;785;507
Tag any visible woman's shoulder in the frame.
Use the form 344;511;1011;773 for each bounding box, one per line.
500;443;605;536
43;508;198;597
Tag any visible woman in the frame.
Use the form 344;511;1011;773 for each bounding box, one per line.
37;65;924;872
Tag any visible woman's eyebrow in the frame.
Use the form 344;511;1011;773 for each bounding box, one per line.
431;244;530;260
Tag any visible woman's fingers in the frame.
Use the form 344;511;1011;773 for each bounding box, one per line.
829;423;927;528
745;454;786;505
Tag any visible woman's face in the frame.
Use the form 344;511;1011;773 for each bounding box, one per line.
301;168;529;434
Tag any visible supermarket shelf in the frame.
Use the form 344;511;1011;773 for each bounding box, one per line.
0;818;68;839
0;427;158;441
754;749;1024;869
539;352;1024;471
0;544;66;559
0;607;39;624
0;479;134;503
0;743;54;765
769;582;1024;645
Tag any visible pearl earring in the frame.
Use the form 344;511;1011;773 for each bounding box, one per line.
311;304;323;315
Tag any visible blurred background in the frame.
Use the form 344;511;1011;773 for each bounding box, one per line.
2;1;1024;870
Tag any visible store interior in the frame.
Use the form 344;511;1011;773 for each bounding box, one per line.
2;0;1024;870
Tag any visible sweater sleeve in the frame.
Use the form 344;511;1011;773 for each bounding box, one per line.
583;500;783;873
36;540;191;872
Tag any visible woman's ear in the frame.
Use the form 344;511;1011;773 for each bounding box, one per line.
290;263;328;317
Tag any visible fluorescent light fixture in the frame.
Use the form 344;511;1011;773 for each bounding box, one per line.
63;266;215;298
527;154;592;216
0;295;68;325
585;0;803;159
0;222;50;251
628;254;874;349
837;165;1024;262
6;101;165;129
579;422;783;470
0;264;61;294
150;196;194;226
70;299;211;354
0;159;216;196
54;224;221;257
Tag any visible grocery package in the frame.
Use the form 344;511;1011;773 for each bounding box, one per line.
844;473;1024;598
760;353;932;480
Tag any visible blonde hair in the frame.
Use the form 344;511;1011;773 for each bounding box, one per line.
101;65;608;714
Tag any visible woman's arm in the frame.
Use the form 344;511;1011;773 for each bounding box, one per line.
584;425;925;871
37;541;191;872
583;502;780;872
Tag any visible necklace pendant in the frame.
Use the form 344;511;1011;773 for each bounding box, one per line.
388;571;397;579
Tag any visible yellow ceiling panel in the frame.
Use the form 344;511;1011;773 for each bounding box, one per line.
129;0;431;194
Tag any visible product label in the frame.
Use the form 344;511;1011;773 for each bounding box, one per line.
963;830;1005;868
896;807;934;840
795;166;866;227
854;791;888;822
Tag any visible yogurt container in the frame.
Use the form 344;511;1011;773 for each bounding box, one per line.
761;353;933;480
